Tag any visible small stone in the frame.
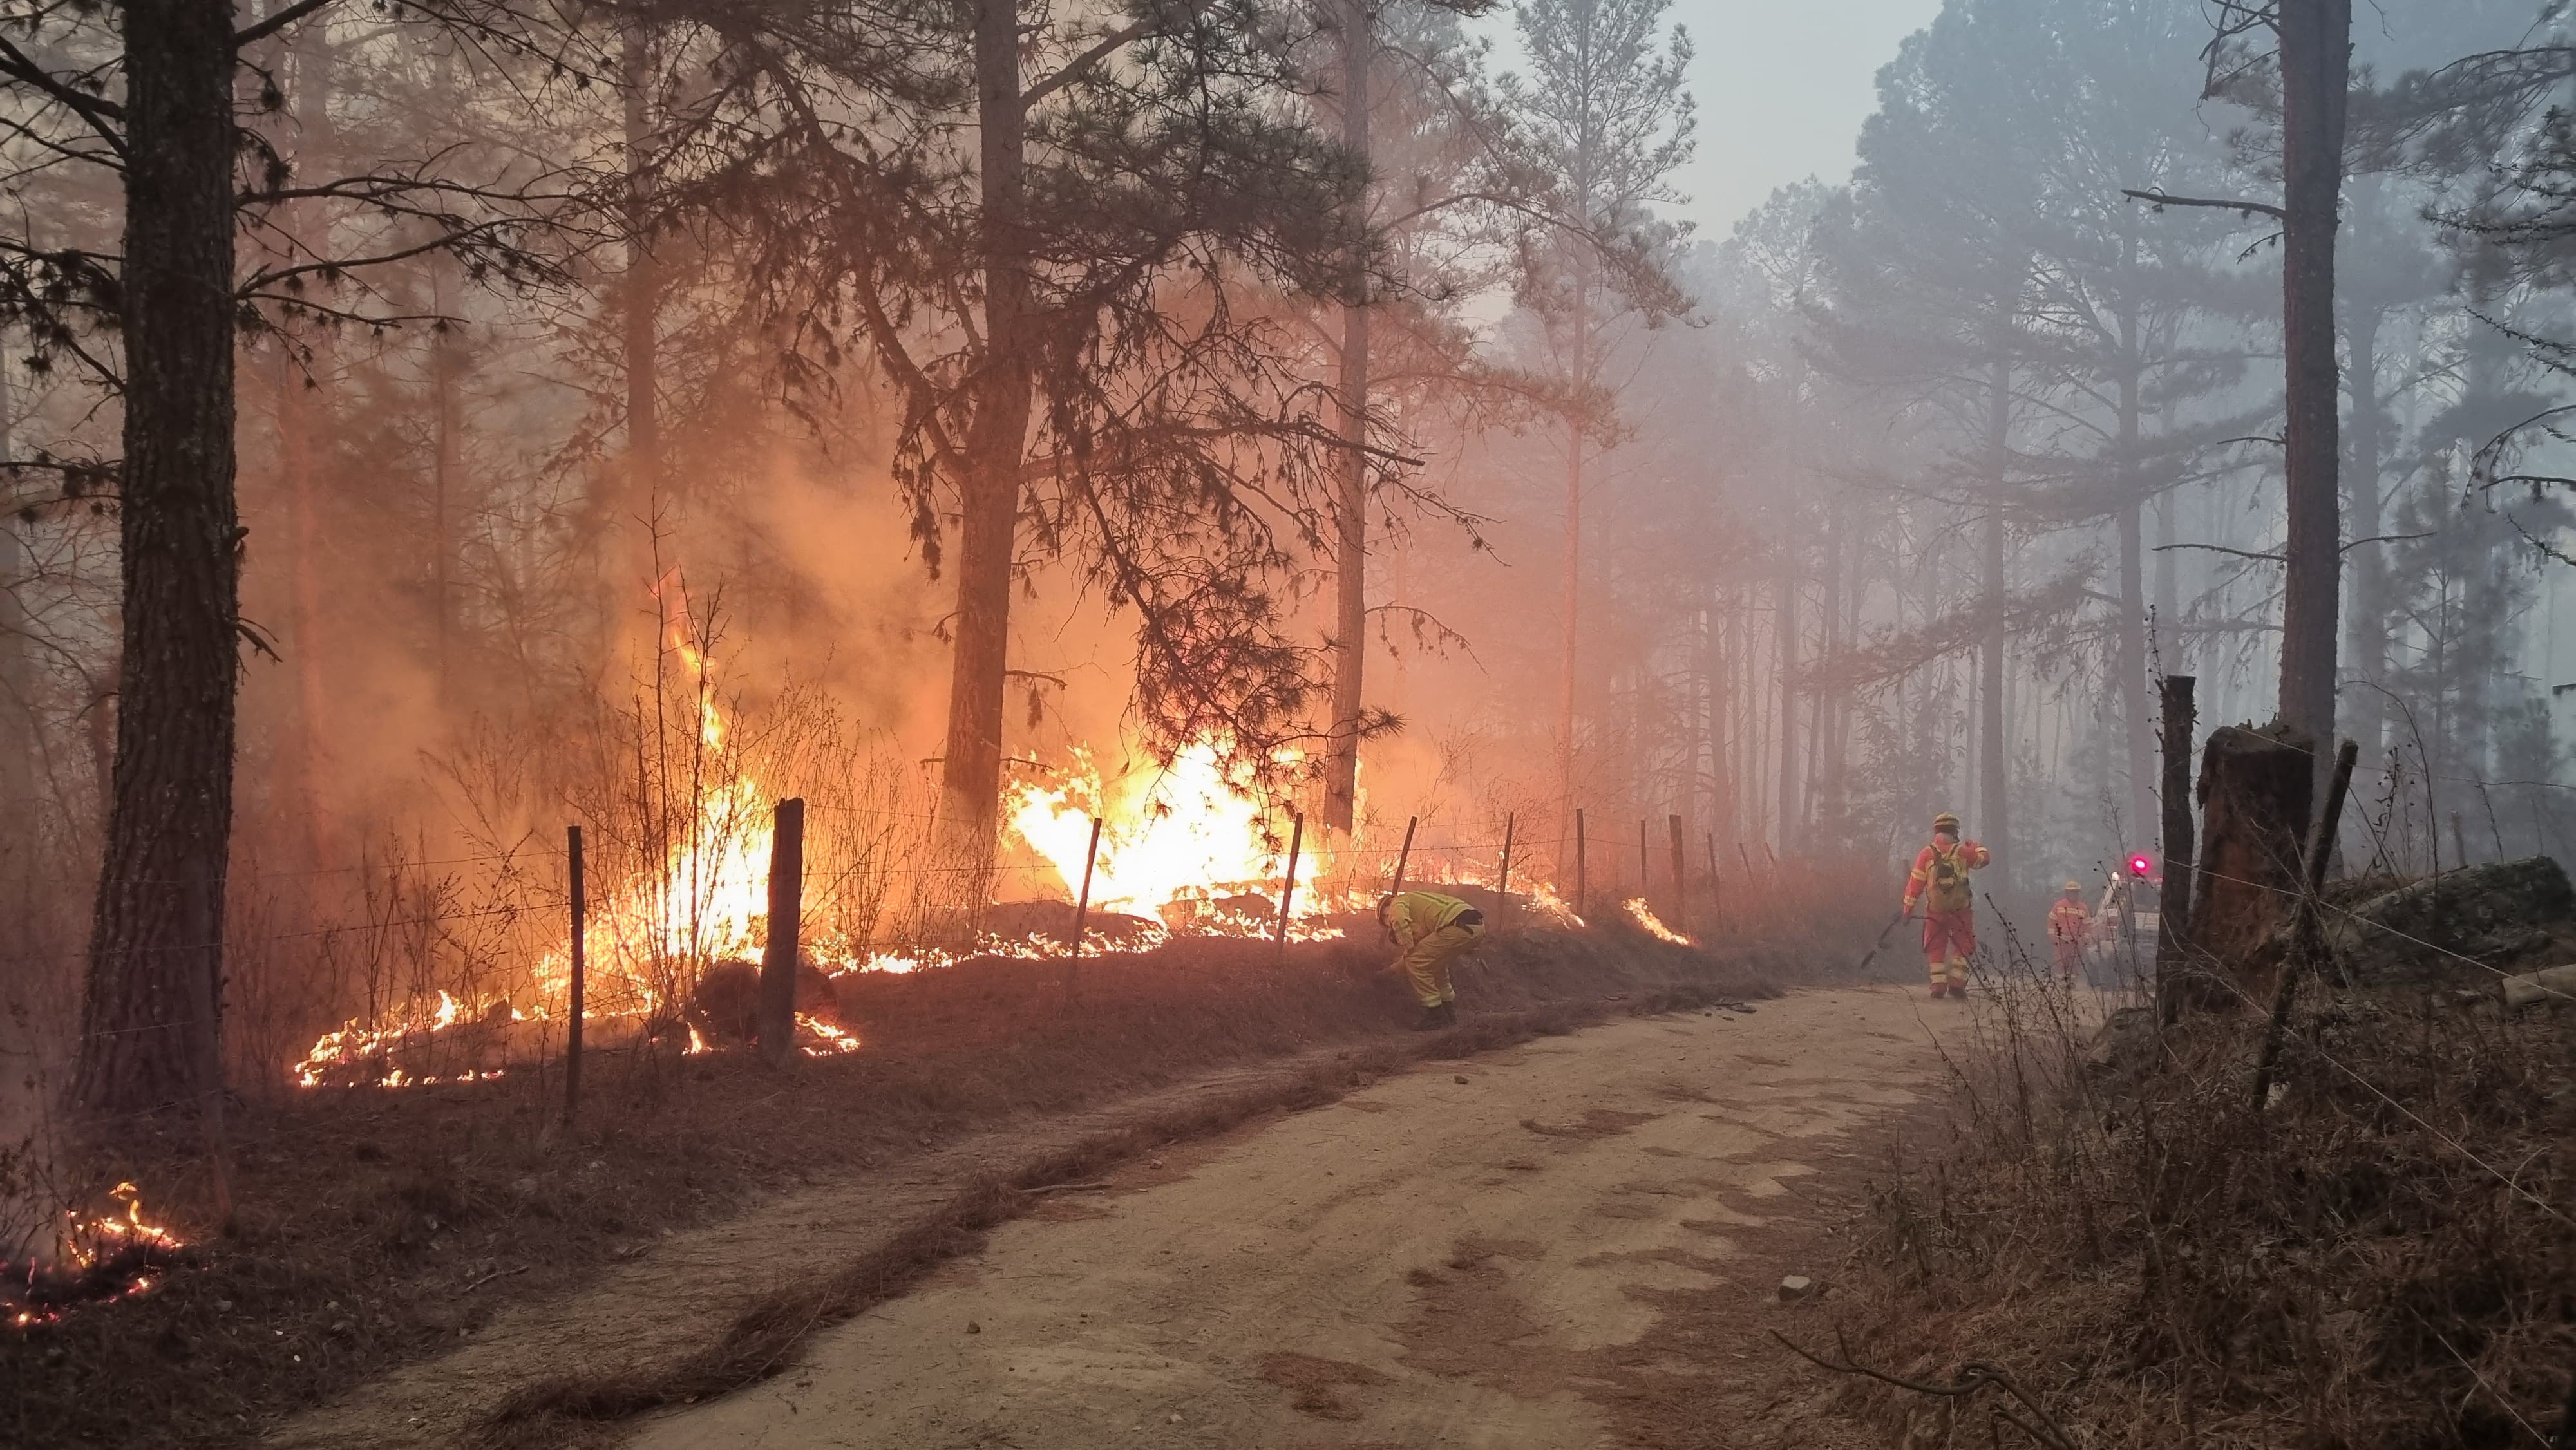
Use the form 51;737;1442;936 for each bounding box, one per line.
1454;1075;1469;1085
1147;1158;1164;1170
512;1176;539;1197
1777;1275;1814;1301
1168;1414;1183;1424
966;1321;981;1334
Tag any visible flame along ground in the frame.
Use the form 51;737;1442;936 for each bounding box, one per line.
1624;897;1692;945
292;587;1595;1088
5;1182;185;1328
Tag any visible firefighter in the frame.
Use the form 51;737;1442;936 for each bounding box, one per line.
1378;890;1486;1030
2047;880;2092;983
1900;811;1990;998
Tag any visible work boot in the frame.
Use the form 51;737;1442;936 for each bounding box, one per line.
1435;1003;1459;1029
1927;981;1947;999
1949;980;1969;999
1413;1006;1445;1031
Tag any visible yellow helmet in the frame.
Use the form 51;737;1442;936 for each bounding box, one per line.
1932;811;1960;833
2063;880;2083;893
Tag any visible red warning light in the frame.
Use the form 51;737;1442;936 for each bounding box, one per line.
2128;854;2153;878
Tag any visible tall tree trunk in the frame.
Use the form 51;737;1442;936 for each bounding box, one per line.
1555;273;1587;831
1322;0;1370;834
2115;274;2154;849
1979;359;2011;866
278;350;334;872
1699;583;1724;847
2342;299;2387;762
620;25;661;604
939;0;1037;842
430;261;461;705
1773;531;1799;854
2275;0;2350;746
76;0;240;1115
279;31;336;878
2154;478;2179;662
0;355;32;831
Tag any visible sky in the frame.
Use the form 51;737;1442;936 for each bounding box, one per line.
1477;0;1951;241
1661;0;1949;235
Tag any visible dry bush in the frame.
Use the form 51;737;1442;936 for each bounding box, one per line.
1820;935;2575;1449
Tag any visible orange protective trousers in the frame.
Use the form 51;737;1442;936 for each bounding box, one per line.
1922;909;1974;984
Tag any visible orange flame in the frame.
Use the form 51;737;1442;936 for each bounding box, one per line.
1624;897;1690;945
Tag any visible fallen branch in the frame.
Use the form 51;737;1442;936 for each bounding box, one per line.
1772;1328;2078;1450
1016;1181;1114;1196
462;1265;530;1294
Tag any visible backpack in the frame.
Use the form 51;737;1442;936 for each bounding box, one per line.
1926;843;1972;910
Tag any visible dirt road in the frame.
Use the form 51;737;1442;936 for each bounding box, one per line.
624;985;1962;1449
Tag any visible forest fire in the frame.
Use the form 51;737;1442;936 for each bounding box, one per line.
5;1183;187;1328
1005;740;1341;937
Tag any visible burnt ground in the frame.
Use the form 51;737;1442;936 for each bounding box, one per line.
6;925;1824;1449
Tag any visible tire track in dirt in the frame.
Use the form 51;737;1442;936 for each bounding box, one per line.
611;986;1964;1449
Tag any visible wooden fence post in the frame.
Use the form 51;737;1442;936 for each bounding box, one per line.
1667;814;1689;939
566;824;585;1118
1388;815;1419;896
1496;812;1515;932
1273;811;1302;961
759;798;805;1068
2251;738;2359;1109
1066;815;1102;1003
1574;809;1588;923
1705;831;1721;926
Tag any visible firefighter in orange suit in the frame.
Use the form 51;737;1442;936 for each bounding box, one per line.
2046;880;2092;983
1900;812;1990;998
1378;890;1486;1030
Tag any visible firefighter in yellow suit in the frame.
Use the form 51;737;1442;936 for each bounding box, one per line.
1379;890;1486;1030
1900;812;1991;998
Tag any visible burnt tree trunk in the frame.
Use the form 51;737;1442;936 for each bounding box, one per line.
938;0;1037;843
2184;722;2314;1003
2155;674;2197;1022
2275;0;2349;749
77;0;241;1115
1321;0;1370;834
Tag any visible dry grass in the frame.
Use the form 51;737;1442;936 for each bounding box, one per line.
3;922;1774;1450
1804;945;2576;1449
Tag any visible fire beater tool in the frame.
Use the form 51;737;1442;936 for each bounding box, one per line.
1855;909;1911;974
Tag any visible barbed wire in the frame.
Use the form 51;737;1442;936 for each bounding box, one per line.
2197;966;2575;1232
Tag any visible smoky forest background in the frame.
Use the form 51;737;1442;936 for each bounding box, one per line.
0;0;2571;1134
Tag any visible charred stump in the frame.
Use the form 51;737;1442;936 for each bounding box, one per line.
2183;722;2314;1008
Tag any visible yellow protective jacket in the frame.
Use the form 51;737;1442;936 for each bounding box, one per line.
1385;890;1480;945
1902;840;1990;914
